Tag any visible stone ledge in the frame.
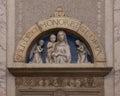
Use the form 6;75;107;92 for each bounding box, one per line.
8;63;112;77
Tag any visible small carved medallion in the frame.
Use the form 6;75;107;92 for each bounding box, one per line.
54;89;66;96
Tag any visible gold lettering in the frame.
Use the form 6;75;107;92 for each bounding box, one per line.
32;28;38;33
89;34;102;55
39;22;47;28
47;20;53;26
58;19;65;25
52;19;59;25
69;21;79;29
15;55;22;61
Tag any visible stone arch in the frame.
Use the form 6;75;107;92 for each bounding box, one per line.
14;17;106;64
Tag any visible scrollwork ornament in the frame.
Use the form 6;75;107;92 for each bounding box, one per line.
15;77;103;88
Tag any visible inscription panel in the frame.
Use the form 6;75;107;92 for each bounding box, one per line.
14;24;41;62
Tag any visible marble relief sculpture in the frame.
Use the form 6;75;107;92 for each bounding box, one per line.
75;79;81;87
76;40;88;63
46;34;56;63
39;79;44;86
44;79;50;87
16;77;99;88
30;31;90;64
62;79;69;87
52;31;71;64
31;40;44;63
53;78;59;87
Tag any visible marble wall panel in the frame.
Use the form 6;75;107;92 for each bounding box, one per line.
0;0;118;96
0;0;7;96
114;0;120;96
15;0;105;46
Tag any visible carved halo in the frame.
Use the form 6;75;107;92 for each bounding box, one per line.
14;7;106;65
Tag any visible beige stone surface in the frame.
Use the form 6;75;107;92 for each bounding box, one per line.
15;0;105;46
114;0;120;96
0;0;7;96
104;0;114;96
0;0;118;96
7;0;113;96
7;0;16;96
15;77;104;96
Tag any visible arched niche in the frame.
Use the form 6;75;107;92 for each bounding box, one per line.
8;8;112;96
27;28;93;63
14;16;106;65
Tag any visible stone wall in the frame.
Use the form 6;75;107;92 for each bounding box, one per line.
0;0;120;96
0;0;7;96
15;0;105;46
114;0;120;96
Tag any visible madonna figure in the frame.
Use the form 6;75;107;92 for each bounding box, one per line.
52;31;71;64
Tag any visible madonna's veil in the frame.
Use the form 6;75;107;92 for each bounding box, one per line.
57;31;68;44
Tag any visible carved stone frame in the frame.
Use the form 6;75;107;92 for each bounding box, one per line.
14;16;106;65
16;88;104;96
8;8;112;96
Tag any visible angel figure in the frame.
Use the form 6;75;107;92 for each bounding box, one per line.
75;40;88;63
32;40;44;63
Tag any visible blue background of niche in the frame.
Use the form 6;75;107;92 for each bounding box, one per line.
27;34;92;63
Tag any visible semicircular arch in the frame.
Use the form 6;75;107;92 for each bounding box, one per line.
14;17;106;64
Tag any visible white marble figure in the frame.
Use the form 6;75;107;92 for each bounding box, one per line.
39;79;44;86
46;34;56;63
76;40;88;63
44;79;50;87
52;31;71;64
75;79;81;87
32;40;44;63
53;78;59;87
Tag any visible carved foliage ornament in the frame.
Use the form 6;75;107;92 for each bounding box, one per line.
14;7;105;63
16;77;103;88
